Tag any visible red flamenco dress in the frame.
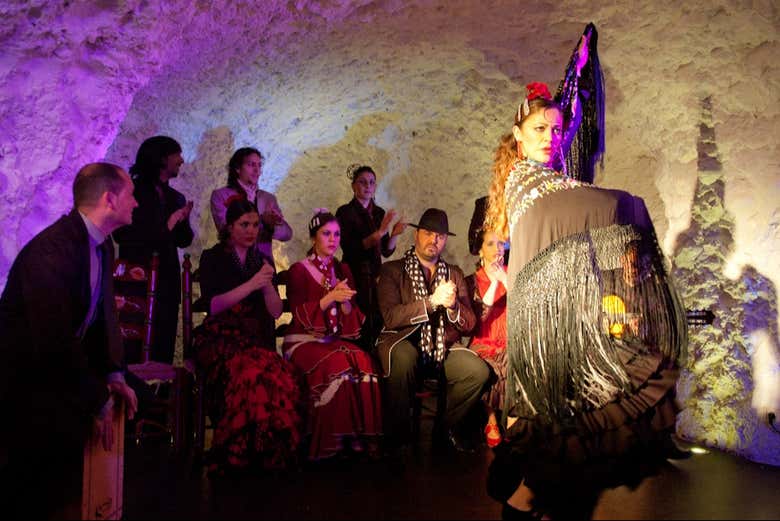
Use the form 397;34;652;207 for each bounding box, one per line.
193;244;302;473
466;266;508;414
283;256;383;460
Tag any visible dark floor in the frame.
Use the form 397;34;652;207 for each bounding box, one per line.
124;432;780;520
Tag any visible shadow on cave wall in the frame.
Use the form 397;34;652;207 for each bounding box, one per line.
671;96;779;466
273;109;489;271
273;112;405;270
185;125;237;259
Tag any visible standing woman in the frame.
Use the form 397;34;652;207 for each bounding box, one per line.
283;210;383;461
210;147;292;267
194;199;301;473
484;81;687;519
466;229;508;449
336;164;406;346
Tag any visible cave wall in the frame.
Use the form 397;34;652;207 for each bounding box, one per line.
1;0;778;464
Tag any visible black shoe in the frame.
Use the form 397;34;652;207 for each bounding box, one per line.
446;429;476;453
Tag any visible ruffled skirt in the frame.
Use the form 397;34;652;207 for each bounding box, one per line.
194;316;302;473
288;339;382;460
487;344;679;515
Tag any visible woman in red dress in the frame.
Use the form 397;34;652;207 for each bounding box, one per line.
466;229;508;448
193;199;301;474
283;209;383;460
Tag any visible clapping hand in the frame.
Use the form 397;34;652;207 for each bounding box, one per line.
329;278;357;304
485;257;507;287
390;213;407;237
430;280;457;309
261;208;284;227
167;201;193;230
250;263;275;291
379;210;396;235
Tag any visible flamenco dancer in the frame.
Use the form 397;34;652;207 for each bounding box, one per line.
484;24;688;519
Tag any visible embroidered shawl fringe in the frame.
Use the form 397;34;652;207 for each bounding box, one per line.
507;224;687;423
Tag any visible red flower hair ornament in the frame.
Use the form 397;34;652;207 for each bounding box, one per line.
518;82;553;120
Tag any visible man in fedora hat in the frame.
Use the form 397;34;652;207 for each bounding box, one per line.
376;208;489;452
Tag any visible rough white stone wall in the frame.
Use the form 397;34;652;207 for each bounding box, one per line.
1;0;778;464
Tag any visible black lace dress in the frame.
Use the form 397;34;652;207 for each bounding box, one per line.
193;244;302;472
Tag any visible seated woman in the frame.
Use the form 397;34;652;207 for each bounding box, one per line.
193;199;301;474
335;164;406;346
283;209;383;461
210;147;292;267
466;229;508;449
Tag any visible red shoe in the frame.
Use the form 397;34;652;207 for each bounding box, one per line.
485;422;501;448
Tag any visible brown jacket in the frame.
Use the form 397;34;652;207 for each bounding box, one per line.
375;257;475;376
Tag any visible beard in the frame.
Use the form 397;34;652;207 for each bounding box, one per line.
415;245;440;263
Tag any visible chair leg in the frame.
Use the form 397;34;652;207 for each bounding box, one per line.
171;367;189;454
191;370;206;464
434;366;447;438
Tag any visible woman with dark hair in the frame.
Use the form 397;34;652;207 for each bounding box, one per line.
114;135;194;364
336;164;406;346
466;228;508;449
283;209;383;461
484;76;687;519
210;147;292;267
193;199;301;473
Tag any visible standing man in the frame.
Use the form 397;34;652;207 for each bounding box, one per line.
377;208;489;451
210;147;293;268
114;136;194;363
0;162;139;518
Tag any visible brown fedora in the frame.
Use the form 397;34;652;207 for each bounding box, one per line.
408;208;456;236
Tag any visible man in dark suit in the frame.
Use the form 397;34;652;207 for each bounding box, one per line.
114;135;194;364
0;162;139;518
377;208;489;451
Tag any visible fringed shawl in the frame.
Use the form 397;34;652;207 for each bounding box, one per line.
504;161;687;423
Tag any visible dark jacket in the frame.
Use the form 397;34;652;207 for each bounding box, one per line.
0;209;123;446
336;198;395;278
375;257;475;376
337;198;396;320
114;179;193;302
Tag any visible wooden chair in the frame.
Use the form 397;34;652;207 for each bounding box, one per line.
183;255;291;464
113;253;189;453
182;254;208;462
274;268;292;343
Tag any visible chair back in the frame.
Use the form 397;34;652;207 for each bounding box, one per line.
181;253;193;360
114;253;190;453
113;253;159;364
274;269;292;339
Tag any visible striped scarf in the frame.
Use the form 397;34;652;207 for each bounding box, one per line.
404;246;449;365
